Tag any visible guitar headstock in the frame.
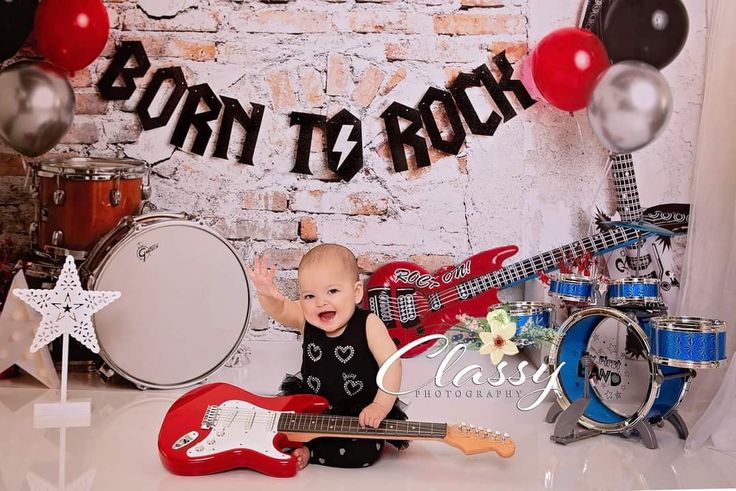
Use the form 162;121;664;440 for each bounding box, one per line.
443;423;515;458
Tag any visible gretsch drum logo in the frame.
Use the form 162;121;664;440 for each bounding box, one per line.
136;242;159;262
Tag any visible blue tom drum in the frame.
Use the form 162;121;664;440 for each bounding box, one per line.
492;301;553;336
549;273;596;305
647;317;727;369
608;277;664;310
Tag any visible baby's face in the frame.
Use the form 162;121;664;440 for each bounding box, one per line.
298;260;362;337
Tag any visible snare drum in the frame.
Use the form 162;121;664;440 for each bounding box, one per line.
608;277;664;310
31;158;150;260
492;301;553;336
549;274;596;305
82;213;251;389
549;307;690;432
647;317;727;369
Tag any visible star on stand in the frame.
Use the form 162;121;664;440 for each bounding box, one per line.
13;256;120;354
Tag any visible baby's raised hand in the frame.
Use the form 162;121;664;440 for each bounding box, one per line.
246;255;285;300
358;402;389;429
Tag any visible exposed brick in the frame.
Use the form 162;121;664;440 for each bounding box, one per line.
385;41;435;62
352;65;385;108
346;12;425;34
433;13;526;35
380;68;407;96
266;69;297;113
408;254;455;272
489;41;529;63
0;154;25;177
357;253;397;274
241;10;329;33
123;9;220;32
299;217;319;242
261;248;304;270
75;92;108;115
70;69;92;88
61;122;99;145
298;67;326;108
290;190;389;215
108;36;217;61
242;190;288;211
326;53;352;96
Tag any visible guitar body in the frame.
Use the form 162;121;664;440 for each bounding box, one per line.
363;246;518;357
158;383;328;478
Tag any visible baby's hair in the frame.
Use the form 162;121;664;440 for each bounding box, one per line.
299;243;359;281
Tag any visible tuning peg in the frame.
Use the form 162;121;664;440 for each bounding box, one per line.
503;432;510;441
477;426;484;436
494;430;501;440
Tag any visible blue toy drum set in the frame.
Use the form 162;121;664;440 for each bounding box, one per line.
543;268;726;448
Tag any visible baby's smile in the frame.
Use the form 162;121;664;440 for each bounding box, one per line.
318;310;337;322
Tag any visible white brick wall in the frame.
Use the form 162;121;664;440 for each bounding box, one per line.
0;0;705;341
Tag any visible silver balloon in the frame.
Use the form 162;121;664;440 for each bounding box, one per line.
587;61;672;153
0;60;75;157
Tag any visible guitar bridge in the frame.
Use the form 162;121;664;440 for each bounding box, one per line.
201;405;220;429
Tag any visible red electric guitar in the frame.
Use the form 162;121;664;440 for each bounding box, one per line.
159;383;514;478
364;218;688;357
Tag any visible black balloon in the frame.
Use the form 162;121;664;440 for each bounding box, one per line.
0;0;38;63
603;0;689;69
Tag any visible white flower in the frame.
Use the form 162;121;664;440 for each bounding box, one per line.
479;317;519;365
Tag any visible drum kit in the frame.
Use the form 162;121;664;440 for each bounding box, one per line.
495;223;727;450
19;158;252;390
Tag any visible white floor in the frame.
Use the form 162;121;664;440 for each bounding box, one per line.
1;341;735;491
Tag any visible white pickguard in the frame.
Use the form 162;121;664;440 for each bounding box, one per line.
185;400;290;461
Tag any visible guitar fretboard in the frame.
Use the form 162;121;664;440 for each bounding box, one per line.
277;413;447;439
611;153;642;222
448;226;648;301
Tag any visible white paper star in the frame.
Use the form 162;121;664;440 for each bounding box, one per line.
13;256;120;354
0;271;59;388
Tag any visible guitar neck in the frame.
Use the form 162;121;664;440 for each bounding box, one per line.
610;153;643;221
278;413;446;440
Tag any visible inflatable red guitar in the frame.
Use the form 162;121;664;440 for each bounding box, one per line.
364;217;687;357
158;383;514;478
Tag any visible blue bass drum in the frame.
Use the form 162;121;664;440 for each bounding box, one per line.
608;277;664;310
549;307;690;432
549;273;596;305
492;301;553;336
647;317;727;369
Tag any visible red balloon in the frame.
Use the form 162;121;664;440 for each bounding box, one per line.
34;0;110;72
531;27;610;112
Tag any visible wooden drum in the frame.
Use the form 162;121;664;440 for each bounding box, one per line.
32;158;149;259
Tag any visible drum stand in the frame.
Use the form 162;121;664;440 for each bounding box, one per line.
546;353;659;449
649;369;695;440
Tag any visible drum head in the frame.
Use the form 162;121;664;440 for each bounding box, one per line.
90;220;250;389
549;307;659;433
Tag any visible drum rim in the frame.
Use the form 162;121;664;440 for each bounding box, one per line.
550;273;595;284
609;296;663;306
610;277;660;286
548;306;660;433
490;301;553;314
37;157;146;179
649;316;727;333
86;216;252;390
650;355;725;369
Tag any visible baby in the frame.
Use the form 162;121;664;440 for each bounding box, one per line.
247;244;405;470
